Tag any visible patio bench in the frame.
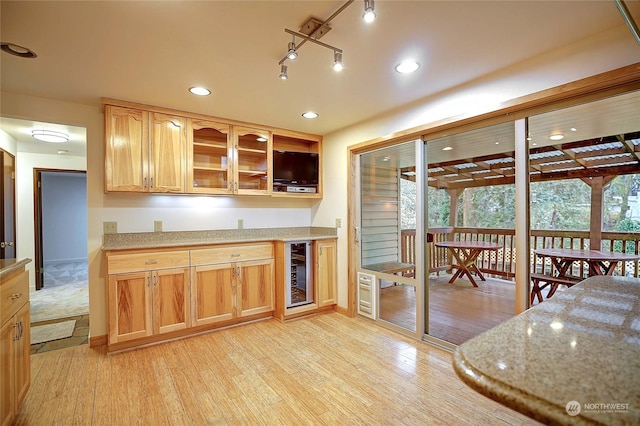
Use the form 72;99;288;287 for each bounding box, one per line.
530;273;581;303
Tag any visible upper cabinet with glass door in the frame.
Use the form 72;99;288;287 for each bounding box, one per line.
187;119;232;194
233;127;271;195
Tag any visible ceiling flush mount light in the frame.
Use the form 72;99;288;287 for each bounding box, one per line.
189;86;211;96
279;64;288;80
302;111;319;119
363;0;376;23
333;51;344;72
32;129;69;143
395;60;420;74
1;42;37;58
549;134;565;141
278;0;375;79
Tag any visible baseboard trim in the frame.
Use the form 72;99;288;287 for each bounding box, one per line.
89;334;108;348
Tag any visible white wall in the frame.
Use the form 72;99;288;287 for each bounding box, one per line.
42;172;88;264
0;129;17;155
16;152;86;289
2;24;639;339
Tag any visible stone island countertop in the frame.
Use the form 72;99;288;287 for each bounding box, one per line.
453;275;640;426
0;258;32;280
102;227;337;251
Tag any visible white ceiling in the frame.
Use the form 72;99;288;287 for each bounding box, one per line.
1;0;640;155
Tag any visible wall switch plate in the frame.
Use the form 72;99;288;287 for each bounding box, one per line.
103;221;117;234
237;219;244;229
335;218;342;228
154;220;163;232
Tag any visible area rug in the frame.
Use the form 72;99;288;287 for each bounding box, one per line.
30;320;76;345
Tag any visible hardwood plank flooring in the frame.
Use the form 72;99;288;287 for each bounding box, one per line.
15;313;539;425
379;274;522;345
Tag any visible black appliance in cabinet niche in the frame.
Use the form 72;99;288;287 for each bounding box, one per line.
285;241;313;308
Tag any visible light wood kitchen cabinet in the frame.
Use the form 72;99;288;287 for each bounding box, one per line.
107;251;190;345
233;126;271;195
190;243;274;326
187;119;232;194
1;268;30;426
316;239;337;307
105;105;186;193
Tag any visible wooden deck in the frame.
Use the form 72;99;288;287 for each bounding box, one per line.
379;274;550;345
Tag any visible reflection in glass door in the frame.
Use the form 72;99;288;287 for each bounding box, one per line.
358;141;423;336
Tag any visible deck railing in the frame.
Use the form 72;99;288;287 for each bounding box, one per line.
400;227;640;279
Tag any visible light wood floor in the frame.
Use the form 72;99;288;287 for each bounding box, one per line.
377;274;519;345
15;313;539;425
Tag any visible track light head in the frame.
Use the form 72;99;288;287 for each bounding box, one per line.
363;0;376;23
287;40;298;60
332;51;343;72
279;64;288;80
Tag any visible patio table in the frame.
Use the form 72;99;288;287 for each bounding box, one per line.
434;240;501;287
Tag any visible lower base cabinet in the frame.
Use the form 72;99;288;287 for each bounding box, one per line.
1;268;30;426
191;244;274;327
106;243;275;350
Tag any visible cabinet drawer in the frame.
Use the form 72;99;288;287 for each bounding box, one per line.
1;269;29;323
191;243;273;265
107;250;190;274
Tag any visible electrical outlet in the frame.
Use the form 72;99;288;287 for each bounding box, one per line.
336;218;342;228
237;219;244;229
154;220;163;232
103;221;117;234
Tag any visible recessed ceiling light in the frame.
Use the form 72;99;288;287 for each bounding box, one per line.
395;60;420;74
32;129;69;143
189;86;211;96
1;42;37;58
549;134;564;141
570;127;577;132
57;149;69;155
442;146;453;151
302;111;319;119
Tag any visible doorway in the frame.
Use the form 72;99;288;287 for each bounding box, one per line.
0;149;16;259
31;169;88;339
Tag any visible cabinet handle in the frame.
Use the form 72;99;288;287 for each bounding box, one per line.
231;253;240;258
19;321;23;340
13;323;19;341
10;292;23;300
150;177;154;188
144;177;148;189
153;275;158;287
145;259;158;265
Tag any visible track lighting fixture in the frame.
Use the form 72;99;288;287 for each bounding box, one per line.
287;35;298;60
333;51;343;72
279;64;288;80
277;0;377;79
363;0;376;23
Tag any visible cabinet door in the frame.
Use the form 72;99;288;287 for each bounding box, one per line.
13;303;29;409
152;268;190;335
188;119;232;194
149;113;186;193
108;271;153;344
105;105;148;192
238;259;274;317
234;127;271;195
0;319;15;426
317;240;337;307
191;264;235;326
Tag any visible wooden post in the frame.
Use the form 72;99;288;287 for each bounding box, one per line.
587;177;605;250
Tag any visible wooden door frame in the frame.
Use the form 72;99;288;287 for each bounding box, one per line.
0;149;17;259
33;168;86;290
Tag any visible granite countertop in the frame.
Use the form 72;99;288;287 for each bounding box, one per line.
0;258;32;281
102;226;337;251
453;275;640;426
